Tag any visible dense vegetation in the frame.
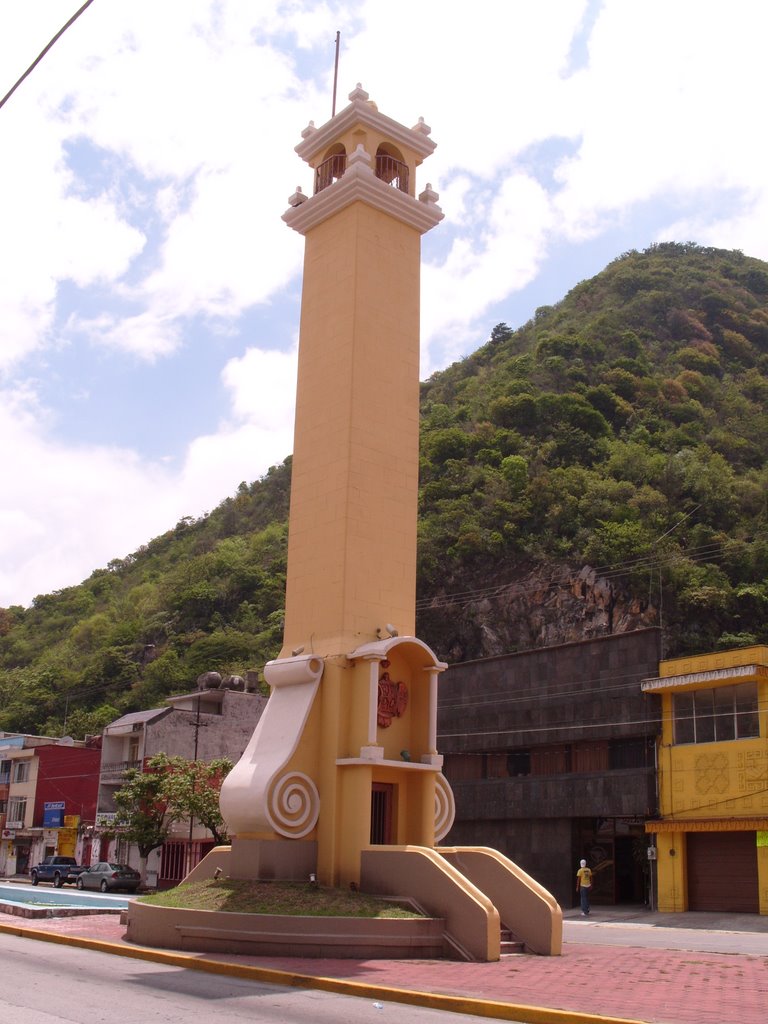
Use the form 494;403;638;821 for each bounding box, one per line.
415;242;768;657
1;243;767;736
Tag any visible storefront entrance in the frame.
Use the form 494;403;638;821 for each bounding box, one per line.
687;831;759;913
13;842;31;874
575;818;648;905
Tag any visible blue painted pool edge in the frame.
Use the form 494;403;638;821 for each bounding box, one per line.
0;882;132;912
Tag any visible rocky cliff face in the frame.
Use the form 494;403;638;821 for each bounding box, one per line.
417;565;659;663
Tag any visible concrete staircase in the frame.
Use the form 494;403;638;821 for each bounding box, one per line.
500;926;525;956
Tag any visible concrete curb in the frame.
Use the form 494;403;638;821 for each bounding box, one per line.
0;920;649;1024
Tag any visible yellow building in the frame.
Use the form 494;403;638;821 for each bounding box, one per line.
642;646;768;914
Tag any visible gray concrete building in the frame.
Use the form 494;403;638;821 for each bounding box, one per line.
96;688;266;887
438;628;662;909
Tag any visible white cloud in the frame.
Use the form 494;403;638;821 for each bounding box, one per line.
179;345;298;506
0;387;170;605
553;0;768;241
421;174;553;373
3;0;768;607
661;189;768;262
0;342;297;607
72;311;182;360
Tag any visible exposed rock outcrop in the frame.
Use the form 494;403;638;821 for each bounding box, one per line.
418;564;658;663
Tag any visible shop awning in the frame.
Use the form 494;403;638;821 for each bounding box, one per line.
645;818;768;833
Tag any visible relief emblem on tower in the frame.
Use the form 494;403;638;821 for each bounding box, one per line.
377;661;408;728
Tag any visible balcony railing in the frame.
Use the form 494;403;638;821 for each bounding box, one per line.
100;759;142;779
375;154;409;193
314;152;346;194
313;152;410;195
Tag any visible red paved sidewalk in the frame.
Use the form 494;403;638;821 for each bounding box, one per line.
2;909;767;1024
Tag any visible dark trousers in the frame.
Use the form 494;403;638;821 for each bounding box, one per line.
580;886;591;914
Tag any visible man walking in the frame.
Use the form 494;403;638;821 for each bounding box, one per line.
576;859;593;916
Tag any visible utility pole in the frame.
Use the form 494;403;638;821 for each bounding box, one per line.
186;694;202;876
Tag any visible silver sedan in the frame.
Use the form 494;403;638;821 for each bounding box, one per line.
76;862;141;893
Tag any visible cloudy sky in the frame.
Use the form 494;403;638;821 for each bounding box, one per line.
1;0;766;608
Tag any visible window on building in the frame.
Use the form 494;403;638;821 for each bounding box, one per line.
673;682;759;744
609;736;654;770
0;759;10;784
507;751;531;777
0;799;7;814
13;761;29;783
8;797;27;824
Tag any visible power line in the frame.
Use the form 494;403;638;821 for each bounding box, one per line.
438;671;663;712
416;539;740;613
0;0;97;111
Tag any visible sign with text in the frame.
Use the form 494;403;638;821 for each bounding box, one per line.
43;802;65;828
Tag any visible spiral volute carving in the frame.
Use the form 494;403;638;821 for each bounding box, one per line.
266;771;320;838
434;772;456;842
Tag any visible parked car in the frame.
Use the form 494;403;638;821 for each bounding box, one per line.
30;856;86;887
75;862;141;893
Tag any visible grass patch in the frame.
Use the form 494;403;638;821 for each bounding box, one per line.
138;878;423;919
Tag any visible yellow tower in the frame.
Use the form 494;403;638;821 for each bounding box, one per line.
220;85;451;887
281;83;443;656
215;85;562;960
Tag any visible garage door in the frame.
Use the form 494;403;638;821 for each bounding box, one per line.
687;831;759;913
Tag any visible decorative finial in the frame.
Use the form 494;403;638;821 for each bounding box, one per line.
301;120;317;140
419;183;440;207
347;143;372;168
413;116;431;136
348;83;369;102
288;186;308;208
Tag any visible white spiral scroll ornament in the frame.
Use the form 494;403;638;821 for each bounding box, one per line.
434;773;456;842
266;771;320;839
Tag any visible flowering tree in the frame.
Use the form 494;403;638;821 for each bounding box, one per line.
149;753;234;845
112;766;176;883
112;754;233;883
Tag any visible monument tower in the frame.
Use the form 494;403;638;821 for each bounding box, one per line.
220;84;452;887
217;86;561;960
280;83;443;656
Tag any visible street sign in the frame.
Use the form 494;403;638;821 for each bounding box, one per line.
43;802;66;827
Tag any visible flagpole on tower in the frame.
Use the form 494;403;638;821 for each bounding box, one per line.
331;31;340;116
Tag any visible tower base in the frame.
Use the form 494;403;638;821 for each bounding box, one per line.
228;837;317;882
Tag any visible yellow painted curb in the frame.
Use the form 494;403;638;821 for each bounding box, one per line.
0;922;649;1024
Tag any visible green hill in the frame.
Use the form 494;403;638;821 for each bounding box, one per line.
2;242;767;736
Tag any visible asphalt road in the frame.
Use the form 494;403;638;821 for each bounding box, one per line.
0;932;523;1024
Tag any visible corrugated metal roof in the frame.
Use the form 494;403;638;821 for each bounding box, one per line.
104;708;169;732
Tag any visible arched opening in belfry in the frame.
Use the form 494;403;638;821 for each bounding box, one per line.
314;143;346;194
375;143;409;193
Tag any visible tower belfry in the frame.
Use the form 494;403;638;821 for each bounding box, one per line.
280;83;443;656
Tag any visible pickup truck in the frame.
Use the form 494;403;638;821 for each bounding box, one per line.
30;856;86;888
